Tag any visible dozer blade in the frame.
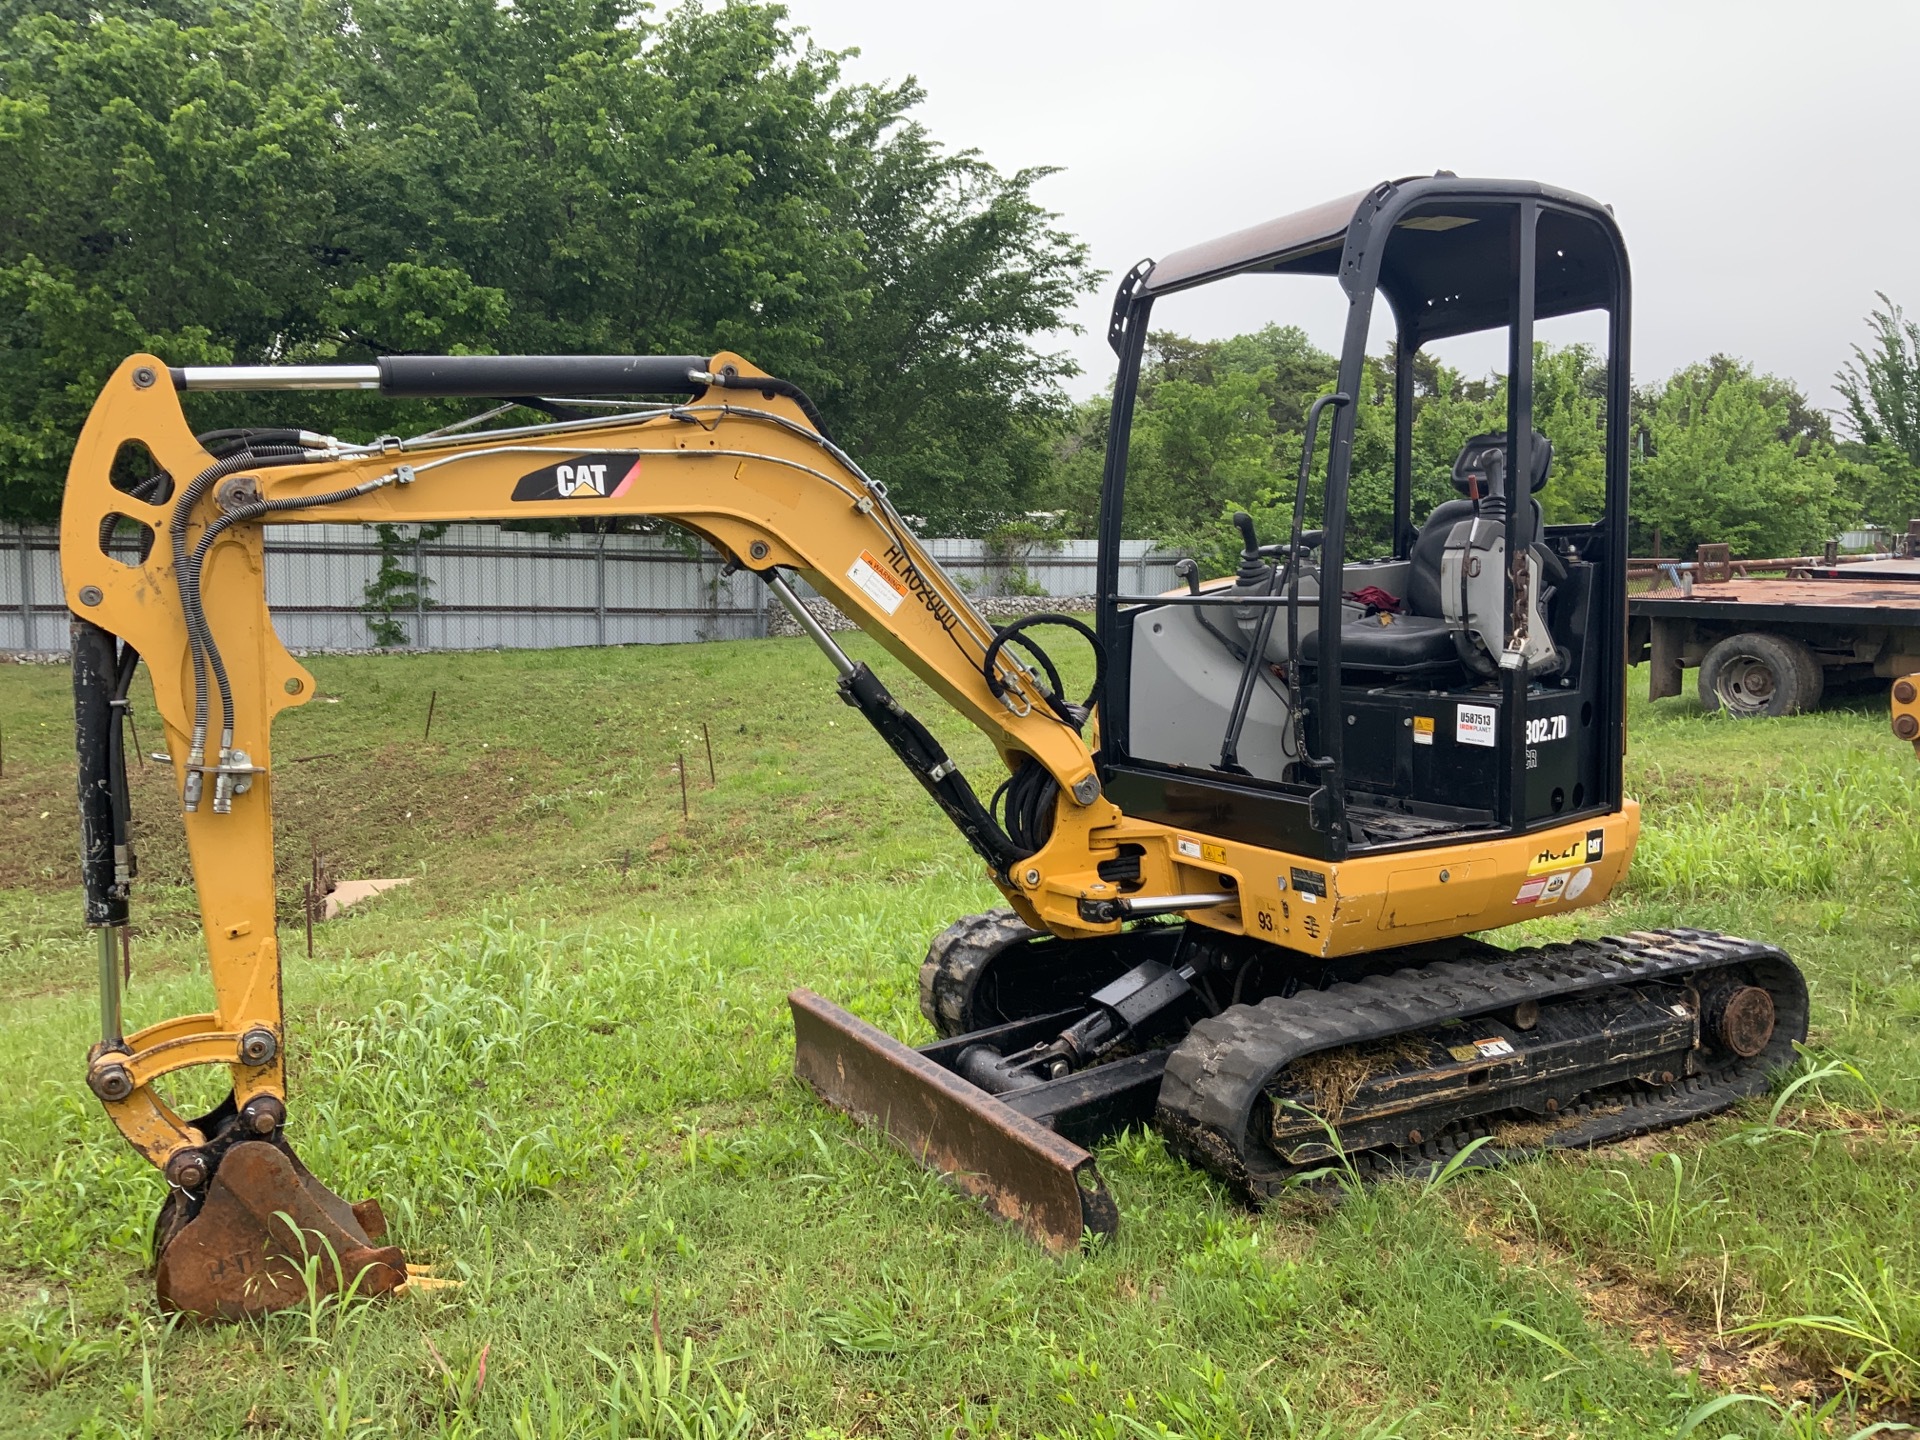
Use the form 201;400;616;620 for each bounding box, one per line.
790;989;1118;1253
154;1140;407;1319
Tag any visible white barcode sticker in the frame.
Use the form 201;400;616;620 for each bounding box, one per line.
1456;703;1497;747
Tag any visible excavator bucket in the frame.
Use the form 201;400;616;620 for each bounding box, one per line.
789;989;1119;1253
154;1140;407;1319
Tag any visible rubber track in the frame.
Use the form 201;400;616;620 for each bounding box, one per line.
919;910;1039;1038
1155;928;1808;1198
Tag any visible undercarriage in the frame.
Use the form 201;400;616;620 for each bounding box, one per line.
794;917;1806;1249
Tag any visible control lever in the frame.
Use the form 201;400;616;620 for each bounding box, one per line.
1218;512;1285;773
1231;511;1272;587
1258;528;1323;558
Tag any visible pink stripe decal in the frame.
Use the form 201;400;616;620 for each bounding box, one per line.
608;458;641;499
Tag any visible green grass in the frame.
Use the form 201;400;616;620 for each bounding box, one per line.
1;639;1917;1438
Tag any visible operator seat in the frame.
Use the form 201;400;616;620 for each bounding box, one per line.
1305;431;1559;673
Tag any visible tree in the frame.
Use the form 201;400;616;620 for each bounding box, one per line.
1044;328;1612;575
0;0;1096;527
1836;293;1920;531
1123;366;1286;559
812;124;1091;533
1633;361;1846;557
0;0;338;520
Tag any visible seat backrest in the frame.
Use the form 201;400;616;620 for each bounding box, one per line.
1407;499;1477;617
1406;432;1554;618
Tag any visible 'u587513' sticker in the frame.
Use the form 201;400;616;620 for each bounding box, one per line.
1456;703;1497;747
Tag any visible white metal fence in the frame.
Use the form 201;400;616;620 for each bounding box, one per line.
2;525;1180;653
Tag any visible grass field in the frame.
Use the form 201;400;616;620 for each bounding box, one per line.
1;635;1916;1439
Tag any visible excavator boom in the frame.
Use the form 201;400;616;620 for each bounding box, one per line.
63;352;1127;1311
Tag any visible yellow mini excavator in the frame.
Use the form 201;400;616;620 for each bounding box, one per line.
64;176;1806;1317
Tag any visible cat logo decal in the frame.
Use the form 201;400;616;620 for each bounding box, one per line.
511;452;641;501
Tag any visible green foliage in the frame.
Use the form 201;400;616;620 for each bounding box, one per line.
0;1299;126;1389
1053;316;1879;566
1126;363;1289;560
1633;359;1849;557
1528;344;1609;524
982;516;1065;597
1836;293;1920;531
0;0;1095;527
1675;1387;1913;1440
0;0;324;520
1048;327;1603;575
360;523;446;648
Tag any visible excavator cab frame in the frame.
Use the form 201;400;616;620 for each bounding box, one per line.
1093;176;1633;866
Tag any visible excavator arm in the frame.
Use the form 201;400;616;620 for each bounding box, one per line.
61;351;1132;1313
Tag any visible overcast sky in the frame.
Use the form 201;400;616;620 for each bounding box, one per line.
778;0;1917;417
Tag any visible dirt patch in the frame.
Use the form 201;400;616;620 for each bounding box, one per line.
1571;1259;1793;1390
0;1272;62;1315
0;738;558;902
1455;1201;1818;1397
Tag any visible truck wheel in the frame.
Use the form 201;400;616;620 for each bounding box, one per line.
1789;642;1825;712
1698;632;1817;717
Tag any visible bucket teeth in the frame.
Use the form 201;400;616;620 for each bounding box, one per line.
154;1140;405;1319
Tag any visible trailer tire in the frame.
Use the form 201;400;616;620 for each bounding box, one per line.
1789;642;1825;712
1698;632;1818;717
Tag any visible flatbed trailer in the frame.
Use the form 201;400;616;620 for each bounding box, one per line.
1627;560;1920;716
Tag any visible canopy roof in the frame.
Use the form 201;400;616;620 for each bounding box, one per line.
1137;176;1623;345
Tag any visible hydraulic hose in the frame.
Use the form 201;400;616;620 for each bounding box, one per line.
994;756;1059;856
705;365;834;443
167;447;314;802
977;614;1107;853
981;613;1105;728
184;473;403;791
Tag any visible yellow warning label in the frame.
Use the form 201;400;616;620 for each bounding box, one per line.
1412;715;1435;746
1201;842;1227;865
846;549;907;616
